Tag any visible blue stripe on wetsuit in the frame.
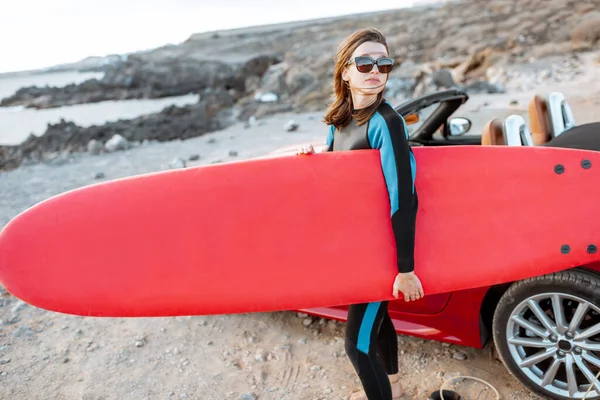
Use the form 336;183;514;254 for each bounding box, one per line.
325;124;334;150
367;109;416;212
357;301;382;353
368;104;418;274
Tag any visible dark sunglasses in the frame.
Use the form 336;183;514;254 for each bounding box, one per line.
347;56;395;73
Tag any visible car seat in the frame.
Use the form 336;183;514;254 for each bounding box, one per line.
528;95;551;145
504;115;533;146
547;92;576;137
481;119;505;145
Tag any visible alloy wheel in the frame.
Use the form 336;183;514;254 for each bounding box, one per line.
506;292;600;399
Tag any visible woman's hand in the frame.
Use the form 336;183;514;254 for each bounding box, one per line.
296;144;315;155
393;271;424;302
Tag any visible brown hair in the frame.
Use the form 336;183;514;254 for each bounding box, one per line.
323;28;389;130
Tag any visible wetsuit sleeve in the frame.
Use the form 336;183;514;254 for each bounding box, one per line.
325;125;335;151
367;110;418;273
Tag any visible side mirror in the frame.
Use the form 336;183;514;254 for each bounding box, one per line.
405;113;419;125
448;117;471;136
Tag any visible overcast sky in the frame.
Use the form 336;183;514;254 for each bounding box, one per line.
0;0;428;73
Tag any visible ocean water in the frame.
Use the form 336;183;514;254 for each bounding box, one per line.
0;70;199;146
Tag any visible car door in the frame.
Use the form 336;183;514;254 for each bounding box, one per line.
387;292;452;314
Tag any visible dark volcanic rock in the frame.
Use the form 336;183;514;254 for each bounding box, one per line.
0;90;235;171
0;54;281;110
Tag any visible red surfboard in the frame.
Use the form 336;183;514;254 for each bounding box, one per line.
0;146;598;317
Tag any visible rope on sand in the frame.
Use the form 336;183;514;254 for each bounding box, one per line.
582;368;600;400
437;366;600;399
438;375;501;399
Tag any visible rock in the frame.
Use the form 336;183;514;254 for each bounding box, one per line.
87;139;103;154
3;315;20;325
11;301;27;314
259;62;289;95
303;318;313;327
12;326;36;338
452;351;467;360
169;158;186;169
432;69;457;88
188;154;200;161
240;393;256;400
135;341;145;348
463;80;505;94
284;120;299;132
254;351;266;362
228;150;238;157
94;172;105;180
104;134;129;152
0;90;235;172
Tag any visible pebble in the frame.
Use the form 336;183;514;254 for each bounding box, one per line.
303;318;313;327
254;351;266;362
94;172;105;179
298;337;307;344
310;365;321;371
12;326;36;338
188;154;200;161
452;351;467;361
169;157;186;169
228;150;238;157
135;341;145;348
284;120;299;132
105;134;130;152
11;301;28;313
87;139;103;155
0;359;10;365
240;393;255;400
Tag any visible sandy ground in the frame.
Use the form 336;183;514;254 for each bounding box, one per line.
2;57;600;400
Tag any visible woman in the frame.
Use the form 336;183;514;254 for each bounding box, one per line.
298;28;424;400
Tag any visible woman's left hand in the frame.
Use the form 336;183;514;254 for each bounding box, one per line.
393;271;424;302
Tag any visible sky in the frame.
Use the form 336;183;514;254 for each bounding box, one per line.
0;0;429;73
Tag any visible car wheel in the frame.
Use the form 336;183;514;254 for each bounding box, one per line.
493;270;600;400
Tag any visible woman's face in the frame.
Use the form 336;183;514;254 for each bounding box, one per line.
342;41;392;96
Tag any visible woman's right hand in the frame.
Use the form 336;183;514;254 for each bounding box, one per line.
296;144;315;155
393;271;424;302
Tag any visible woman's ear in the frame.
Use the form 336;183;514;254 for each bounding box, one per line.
342;67;349;83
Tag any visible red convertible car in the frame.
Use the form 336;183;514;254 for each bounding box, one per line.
276;90;600;400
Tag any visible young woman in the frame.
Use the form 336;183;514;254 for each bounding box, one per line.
297;28;424;400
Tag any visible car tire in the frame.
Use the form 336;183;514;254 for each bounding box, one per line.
493;269;600;400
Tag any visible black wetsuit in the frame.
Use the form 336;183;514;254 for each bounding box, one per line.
325;100;418;400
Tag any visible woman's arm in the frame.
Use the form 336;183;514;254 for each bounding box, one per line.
367;108;417;274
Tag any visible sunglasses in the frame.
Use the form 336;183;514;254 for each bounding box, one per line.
347;56;395;73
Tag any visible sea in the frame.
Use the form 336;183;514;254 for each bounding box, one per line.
0;70;198;146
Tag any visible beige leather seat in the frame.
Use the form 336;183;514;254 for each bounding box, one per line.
481;119;505;145
528;95;552;145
